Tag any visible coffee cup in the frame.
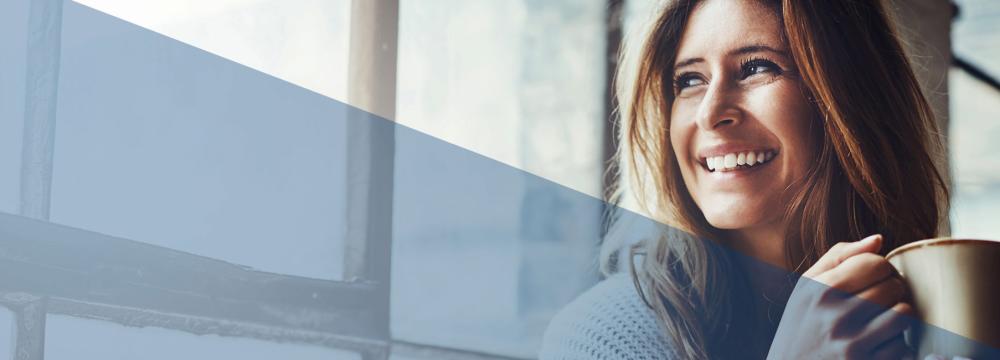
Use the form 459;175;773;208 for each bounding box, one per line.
886;237;1000;358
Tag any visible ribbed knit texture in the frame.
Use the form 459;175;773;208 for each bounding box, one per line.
539;273;676;360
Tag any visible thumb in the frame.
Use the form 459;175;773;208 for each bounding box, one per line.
806;234;883;277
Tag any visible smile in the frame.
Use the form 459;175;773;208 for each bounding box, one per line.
702;150;776;172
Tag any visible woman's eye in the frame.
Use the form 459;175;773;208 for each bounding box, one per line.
674;74;705;92
740;58;782;79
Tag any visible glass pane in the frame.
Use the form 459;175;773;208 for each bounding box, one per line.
395;0;605;198
949;0;1000;237
74;0;351;101
953;0;1000;78
46;315;361;360
624;0;660;41
949;72;1000;236
0;0;29;214
393;0;605;357
49;1;352;280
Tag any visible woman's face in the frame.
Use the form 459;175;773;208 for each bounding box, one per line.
669;0;816;234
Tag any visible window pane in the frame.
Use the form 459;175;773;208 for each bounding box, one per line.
46;315;361;360
74;0;351;100
49;1;351;280
393;0;605;357
395;0;605;197
624;0;660;41
0;0;29;214
953;0;1000;78
949;0;1000;237
949;70;1000;236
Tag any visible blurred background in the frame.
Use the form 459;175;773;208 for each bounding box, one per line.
0;0;996;359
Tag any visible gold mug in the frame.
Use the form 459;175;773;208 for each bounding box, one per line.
886;238;1000;358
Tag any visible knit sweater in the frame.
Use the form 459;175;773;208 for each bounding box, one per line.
539;273;676;360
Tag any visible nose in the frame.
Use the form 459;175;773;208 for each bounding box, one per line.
695;81;743;130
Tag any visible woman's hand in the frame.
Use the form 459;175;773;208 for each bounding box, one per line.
767;234;916;360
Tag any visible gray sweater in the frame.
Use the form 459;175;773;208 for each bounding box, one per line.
538;273;676;359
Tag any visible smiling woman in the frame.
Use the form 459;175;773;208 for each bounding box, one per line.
540;0;949;359
668;1;819;259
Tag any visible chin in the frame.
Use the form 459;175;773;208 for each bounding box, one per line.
699;199;768;231
703;214;754;230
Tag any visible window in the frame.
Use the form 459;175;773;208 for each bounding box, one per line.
62;0;353;280
4;0;620;359
391;0;610;357
3;0;378;359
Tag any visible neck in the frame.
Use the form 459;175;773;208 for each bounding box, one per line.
724;221;796;305
724;221;788;270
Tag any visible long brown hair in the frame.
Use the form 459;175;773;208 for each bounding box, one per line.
605;0;949;358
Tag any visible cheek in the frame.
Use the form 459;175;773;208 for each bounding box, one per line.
669;108;704;205
669;127;686;168
750;83;818;177
669;111;696;177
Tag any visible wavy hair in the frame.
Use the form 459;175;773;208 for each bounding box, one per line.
603;0;949;358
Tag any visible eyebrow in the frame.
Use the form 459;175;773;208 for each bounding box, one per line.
673;44;788;71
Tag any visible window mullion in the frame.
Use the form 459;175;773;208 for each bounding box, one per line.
12;298;46;360
15;0;64;357
344;1;399;359
19;0;62;222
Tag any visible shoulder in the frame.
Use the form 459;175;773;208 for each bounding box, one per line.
538;272;677;360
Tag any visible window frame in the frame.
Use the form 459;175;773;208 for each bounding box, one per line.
4;0;628;359
8;0;394;359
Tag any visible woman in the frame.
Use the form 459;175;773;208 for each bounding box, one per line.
540;0;948;359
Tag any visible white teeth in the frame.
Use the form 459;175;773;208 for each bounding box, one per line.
705;150;776;172
723;154;737;169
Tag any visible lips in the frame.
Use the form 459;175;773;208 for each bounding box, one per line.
702;150;776;172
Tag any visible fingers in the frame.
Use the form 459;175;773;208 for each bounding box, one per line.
805;234;883;278
925;356;973;360
815;252;897;293
869;333;912;360
858;302;917;352
852;276;907;310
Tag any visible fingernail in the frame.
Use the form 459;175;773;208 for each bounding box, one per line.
863;234;882;243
